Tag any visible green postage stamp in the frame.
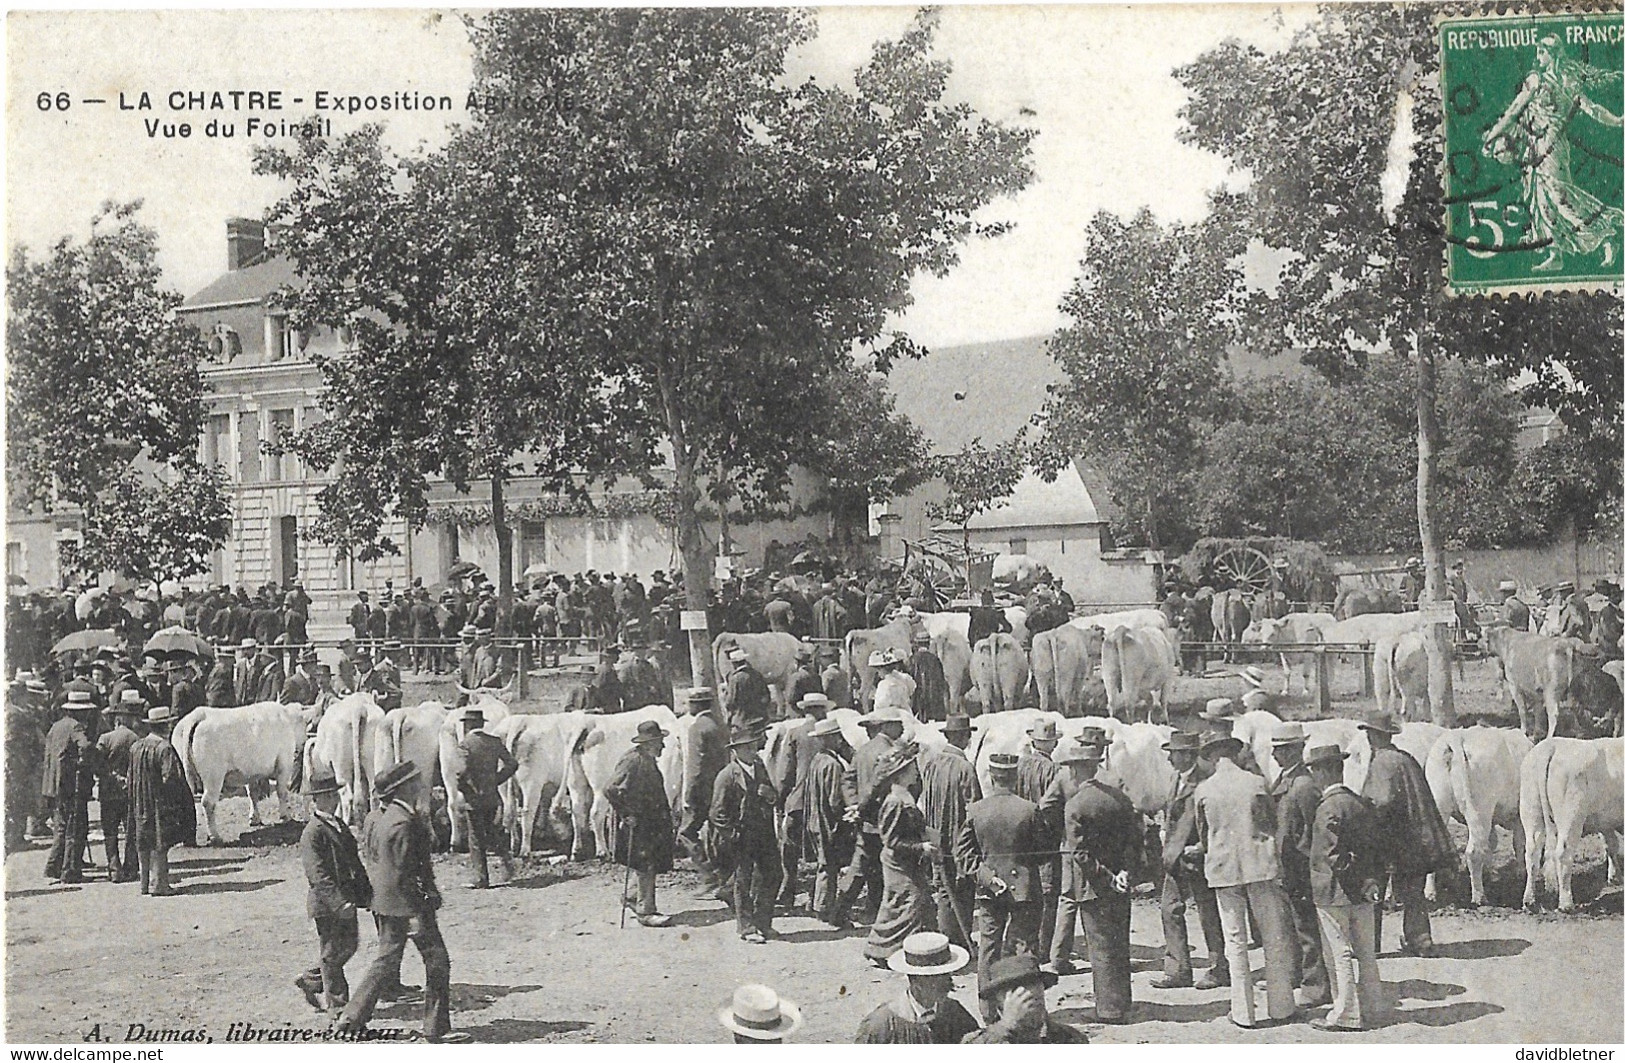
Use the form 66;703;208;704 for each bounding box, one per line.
1439;10;1623;295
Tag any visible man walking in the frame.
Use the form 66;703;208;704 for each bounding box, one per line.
128;704;196;896
956;752;1043;1011
604;719;676;927
335;762;464;1043
722;646;773;731
711;724;783;943
1193;731;1297;1029
1155;732;1228;990
1361;712;1451;956
1307;743;1385;1031
452;708;518;889
803;716;856;926
920;714;980;950
295;770;373;1016
1270;721;1330;1007
774;692;833;910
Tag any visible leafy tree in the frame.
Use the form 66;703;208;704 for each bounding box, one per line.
253;124;658;608
927;434;1029;554
6;201;230;581
462;8;1034;682
806;366;931;550
1038;207;1243;549
1512;433;1623;544
1175;3;1619;723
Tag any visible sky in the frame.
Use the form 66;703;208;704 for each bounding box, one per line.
5;4;1313;349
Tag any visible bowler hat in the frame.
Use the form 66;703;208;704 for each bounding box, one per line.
632;720;669;744
888;931;970;976
374;760;421;797
1162;731;1202;753
1303;744;1349;769
941;713;973;736
1200;731;1243;755
981;954;1057;998
304;770;341;797
1271;721;1307;746
1359;712;1402;735
728;724;765;748
1027;719;1059;742
717;984;802;1041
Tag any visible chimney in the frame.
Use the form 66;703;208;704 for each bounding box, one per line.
226;218;265;271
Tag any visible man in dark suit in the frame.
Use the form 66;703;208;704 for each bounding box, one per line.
204;647;236;707
453;708;518;889
956;752;1043;1010
836;707;903;923
710;724;782;944
920;714;981;950
679;688;728;893
280;649;321;707
42;691;99;883
1270;722;1329;1007
95;692;144;882
1361;713;1451;956
1061;737;1141;1023
1307;744;1384;1031
1156;731;1227;990
1014;719;1061;961
604;719;676;926
296;770;373;1016
335;762;465;1043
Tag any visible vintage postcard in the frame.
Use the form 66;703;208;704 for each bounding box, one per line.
5;3;1622;1050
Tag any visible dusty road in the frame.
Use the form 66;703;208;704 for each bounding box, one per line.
6;800;1620;1046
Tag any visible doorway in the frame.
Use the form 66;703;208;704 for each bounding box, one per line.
277;515;299;586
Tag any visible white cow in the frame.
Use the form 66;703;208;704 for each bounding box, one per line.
971;633;1030;714
712;632;802;714
307;692;386;827
1069;608;1168;635
492;710;593;856
439;693;513;851
1099;626;1176;723
375;702;450;811
925;608;1030;652
1244;613;1336;695
175;702;305;844
1425;726;1533;906
572;706;685;859
914;613;976;710
1520;736;1624;911
957;709;1175;815
1374;631;1432;721
1030;625;1097;717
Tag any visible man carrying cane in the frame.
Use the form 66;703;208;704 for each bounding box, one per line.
604;719;676;927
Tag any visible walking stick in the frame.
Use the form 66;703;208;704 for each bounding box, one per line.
932;847;974;949
619;814;635;929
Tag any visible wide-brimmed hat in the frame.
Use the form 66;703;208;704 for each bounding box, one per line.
240;638;258;651
1360;712;1402;735
981;954;1057;998
24;678;49;695
1271;721;1307;747
304;770;341;796
146;705;176;725
797;692;832;712
862;705;905;727
1055;738;1104;765
1200;731;1243;755
1028;718;1059;742
873;745;919;783
1304;744;1349;769
1163;731;1202;753
64;690;96;711
1239;666;1268;689
888;931;971;976
717;984;802;1041
632;720;669;744
728;724;765;748
459;624;478;639
114;689;146;714
374;760;421;797
1200;697;1237;721
809;717;844;739
942;713;973;736
866;648;895;668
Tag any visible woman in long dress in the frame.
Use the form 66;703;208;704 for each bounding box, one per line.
863;747;937;964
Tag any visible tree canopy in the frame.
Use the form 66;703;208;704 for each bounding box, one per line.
6;201;229;581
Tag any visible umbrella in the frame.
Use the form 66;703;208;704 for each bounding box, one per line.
522;562;556;580
159;578;183;598
447;560;481;580
51;628;121;656
74;590;104;621
144;626;214;661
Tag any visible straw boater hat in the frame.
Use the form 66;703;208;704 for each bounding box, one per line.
1498;580;1518;593
1271;721;1307;747
717;985;802;1041
113;689;146;716
64;690;96;713
1303;744;1349;769
1239;666;1268;690
727;646;748;663
888;931;970;976
988;752;1020;774
146;705;176;726
797;692;832;713
809;716;844;739
687;686;715;707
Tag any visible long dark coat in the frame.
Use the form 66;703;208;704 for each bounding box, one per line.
604;747;674;873
1362;745;1452;874
128;732;195;849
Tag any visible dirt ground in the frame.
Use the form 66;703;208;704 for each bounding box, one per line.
6;794;1620;1046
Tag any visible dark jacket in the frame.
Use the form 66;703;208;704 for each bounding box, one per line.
683;712;728;815
1160;764;1211;874
710;755;778;859
957;787;1044;902
281;669;320;707
42;716;97;800
455;730;518;807
722;664;773;731
1272;762;1320;894
1310;784;1383;908
967;606;1012;650
920;745;981;880
908;649;949;721
852;733;899;829
301;812;372;919
359;800;441;917
804;746;856;859
94;724;140;803
604;747;674;872
1062;778;1142;902
1362;745;1452;874
204;661;236;707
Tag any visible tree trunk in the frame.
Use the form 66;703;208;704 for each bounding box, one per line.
491;474;514;630
1415;345;1457;727
659;365;714;690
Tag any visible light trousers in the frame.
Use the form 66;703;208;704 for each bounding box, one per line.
1214;879;1296;1026
1316;902;1383;1029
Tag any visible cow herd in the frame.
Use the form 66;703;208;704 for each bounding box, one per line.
170;683;1622;914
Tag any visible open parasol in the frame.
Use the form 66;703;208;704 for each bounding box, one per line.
52;628;121;656
143;626;214;661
